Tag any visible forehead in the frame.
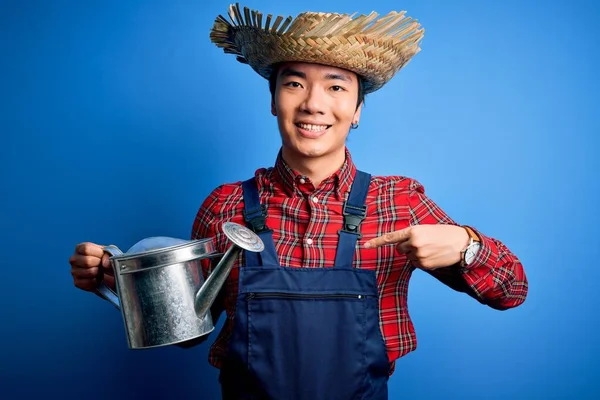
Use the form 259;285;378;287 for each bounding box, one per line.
276;61;357;82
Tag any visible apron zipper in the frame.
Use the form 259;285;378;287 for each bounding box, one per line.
246;292;369;300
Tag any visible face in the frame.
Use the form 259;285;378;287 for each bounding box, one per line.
271;62;362;165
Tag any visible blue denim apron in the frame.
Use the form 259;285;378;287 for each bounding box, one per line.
219;171;390;400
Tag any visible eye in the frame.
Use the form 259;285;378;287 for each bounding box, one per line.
284;81;303;88
331;85;345;92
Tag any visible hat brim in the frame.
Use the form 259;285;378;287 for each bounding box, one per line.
210;3;424;94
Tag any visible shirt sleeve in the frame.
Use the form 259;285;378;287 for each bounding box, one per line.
407;181;528;311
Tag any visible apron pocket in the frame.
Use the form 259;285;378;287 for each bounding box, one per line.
246;292;369;400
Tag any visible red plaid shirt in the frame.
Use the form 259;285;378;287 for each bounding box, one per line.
192;147;528;371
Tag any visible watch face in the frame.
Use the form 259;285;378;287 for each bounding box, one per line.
465;242;481;264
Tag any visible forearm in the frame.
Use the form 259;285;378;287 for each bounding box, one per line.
428;227;528;310
406;186;528;310
461;227;528;309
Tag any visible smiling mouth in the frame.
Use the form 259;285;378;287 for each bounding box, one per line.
295;123;332;132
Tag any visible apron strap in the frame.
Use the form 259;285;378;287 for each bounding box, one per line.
334;170;371;268
241;177;280;266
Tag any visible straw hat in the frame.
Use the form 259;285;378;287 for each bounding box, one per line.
209;3;424;94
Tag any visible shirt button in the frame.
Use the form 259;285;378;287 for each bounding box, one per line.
299;178;306;184
312;196;319;204
306;238;313;245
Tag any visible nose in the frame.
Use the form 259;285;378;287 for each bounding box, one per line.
300;88;326;115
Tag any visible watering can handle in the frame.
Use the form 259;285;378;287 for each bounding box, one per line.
94;245;123;310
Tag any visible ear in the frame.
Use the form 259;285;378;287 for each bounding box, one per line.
271;98;277;116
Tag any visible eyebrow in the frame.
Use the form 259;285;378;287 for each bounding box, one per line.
279;68;306;79
279;67;353;83
324;72;353;83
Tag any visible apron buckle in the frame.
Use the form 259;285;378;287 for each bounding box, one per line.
243;204;271;233
340;202;367;238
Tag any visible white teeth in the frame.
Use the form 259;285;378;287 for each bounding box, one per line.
298;123;328;132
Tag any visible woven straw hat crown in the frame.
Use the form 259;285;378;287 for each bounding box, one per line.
210;3;424;93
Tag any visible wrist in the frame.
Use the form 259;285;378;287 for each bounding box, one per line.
460;226;481;267
456;226;470;251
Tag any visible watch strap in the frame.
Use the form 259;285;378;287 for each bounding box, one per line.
463;226;480;242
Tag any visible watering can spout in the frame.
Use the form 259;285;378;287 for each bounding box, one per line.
194;222;265;318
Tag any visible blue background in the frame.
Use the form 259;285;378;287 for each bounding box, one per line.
2;0;598;398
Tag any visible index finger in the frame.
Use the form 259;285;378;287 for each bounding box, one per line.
364;227;412;249
75;242;106;258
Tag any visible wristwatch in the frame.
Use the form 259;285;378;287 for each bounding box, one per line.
460;226;481;267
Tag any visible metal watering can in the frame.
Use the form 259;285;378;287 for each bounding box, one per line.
95;222;264;349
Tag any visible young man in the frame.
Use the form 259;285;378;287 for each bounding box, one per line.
69;4;528;399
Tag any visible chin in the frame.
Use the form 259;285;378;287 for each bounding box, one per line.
293;142;331;158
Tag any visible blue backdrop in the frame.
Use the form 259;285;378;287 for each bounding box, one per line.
2;0;598;399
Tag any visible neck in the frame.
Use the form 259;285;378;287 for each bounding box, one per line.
281;147;346;187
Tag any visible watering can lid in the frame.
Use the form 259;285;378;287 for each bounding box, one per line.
127;236;191;254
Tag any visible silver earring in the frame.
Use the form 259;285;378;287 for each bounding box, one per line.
351;122;359;129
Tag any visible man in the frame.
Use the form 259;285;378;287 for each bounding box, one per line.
69;3;528;399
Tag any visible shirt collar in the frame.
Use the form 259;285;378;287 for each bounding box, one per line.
271;147;357;201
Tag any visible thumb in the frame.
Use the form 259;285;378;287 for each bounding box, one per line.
101;253;111;268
